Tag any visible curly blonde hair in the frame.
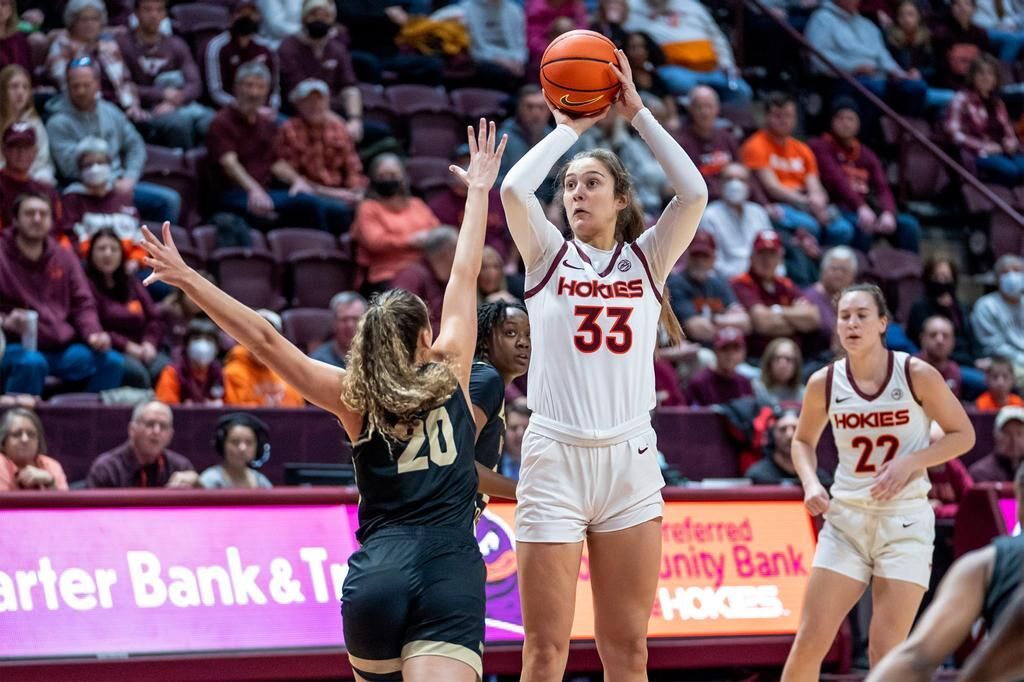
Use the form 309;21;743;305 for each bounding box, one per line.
341;289;457;443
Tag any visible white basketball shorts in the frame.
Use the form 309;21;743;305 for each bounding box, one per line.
514;426;666;543
812;499;935;589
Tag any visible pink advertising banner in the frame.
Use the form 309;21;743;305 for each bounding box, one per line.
1;493;816;660
1;504;361;658
1000;498;1020;536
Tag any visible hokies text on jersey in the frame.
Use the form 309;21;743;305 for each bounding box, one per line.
556;276;644;299
832;409;911;430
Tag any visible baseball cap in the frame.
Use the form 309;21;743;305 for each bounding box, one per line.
688;231;716;256
302;0;332;16
753;230;783;252
2;122;35;148
995;405;1024;432
289;78;329;104
713;326;746;350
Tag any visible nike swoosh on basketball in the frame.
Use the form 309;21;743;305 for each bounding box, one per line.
638;447;648;454
560;93;602;107
835;396;850;403
563;260;584;270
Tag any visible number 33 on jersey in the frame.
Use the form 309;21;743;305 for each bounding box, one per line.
523;240;664;432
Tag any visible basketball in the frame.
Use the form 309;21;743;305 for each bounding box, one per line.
540;30;621;116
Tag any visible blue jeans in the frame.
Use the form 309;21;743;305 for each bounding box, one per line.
976;154;1024;186
886;323;917;353
841;210;921;253
1;343;124;396
988;28;1024;63
960;365;986;401
220;188;355;233
855;76;928;119
774;204;855;246
134;181;181;225
657;65;753;103
925;88;955;111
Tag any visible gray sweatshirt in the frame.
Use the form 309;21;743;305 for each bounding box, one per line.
433;0;527;65
44;94;146;183
805;1;902;76
970;291;1024;363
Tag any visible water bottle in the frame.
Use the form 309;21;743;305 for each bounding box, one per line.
21;310;37;352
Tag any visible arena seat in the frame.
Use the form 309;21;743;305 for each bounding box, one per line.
450;87;510;122
288;250;357;308
211;247;285;310
281;308;333;353
406;111;462;158
405;156;451;197
267;228;337;263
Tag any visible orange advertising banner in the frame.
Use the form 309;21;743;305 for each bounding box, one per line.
481;500;817;639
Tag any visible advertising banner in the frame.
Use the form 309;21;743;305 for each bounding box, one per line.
1;499;816;659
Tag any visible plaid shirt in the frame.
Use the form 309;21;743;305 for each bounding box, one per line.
274;113;367;190
944;88;1018;155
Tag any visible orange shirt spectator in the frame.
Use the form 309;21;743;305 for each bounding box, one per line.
740;129;818;192
0;407;69;491
223;344;304;407
976;392;1024;411
351;154;439;286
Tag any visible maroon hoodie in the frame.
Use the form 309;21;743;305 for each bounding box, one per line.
0;230;102;350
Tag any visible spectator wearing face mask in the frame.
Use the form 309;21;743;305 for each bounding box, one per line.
204;0;279;111
972;255;1024;385
154;317;225;405
696;163;772;281
61;136;143;262
350;152;440;292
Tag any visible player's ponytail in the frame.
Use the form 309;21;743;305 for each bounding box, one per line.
561;149;684;345
342;289;457;443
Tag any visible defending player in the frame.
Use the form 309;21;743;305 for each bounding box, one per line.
140;120;507;682
471;300;531;514
500;49;707;680
782;284;975;681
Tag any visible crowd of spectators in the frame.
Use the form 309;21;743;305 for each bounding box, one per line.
0;0;1022;499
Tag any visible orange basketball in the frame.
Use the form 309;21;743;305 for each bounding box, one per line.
540;30;621;116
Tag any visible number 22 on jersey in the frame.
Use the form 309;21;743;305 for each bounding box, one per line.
396;406;458;474
852;434;900;474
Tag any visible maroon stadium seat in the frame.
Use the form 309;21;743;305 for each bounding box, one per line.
170;3;230;53
385;84;451;115
868;248;923;324
288;250;357;308
407;111;461;158
281;308;333;353
47;392;101;405
989;211;1024;260
266;228;338;263
449;88;509;122
358;82;396;131
210;247;284;310
405;156;451;197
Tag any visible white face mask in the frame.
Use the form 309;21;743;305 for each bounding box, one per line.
82;162;112;187
722;178;749;205
999;270;1024;299
187;338;217;367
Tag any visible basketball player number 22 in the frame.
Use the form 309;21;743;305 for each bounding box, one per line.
852;434;900;474
574;305;633;353
397;407;458;474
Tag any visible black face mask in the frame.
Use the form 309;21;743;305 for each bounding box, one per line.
305;20;331;39
231;16;260;38
925;280;956;301
372;178;402;197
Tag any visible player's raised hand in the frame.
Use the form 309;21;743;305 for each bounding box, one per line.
608;48;643;120
449;118;508;190
870;455;916;501
140;221;192;289
803;481;830;516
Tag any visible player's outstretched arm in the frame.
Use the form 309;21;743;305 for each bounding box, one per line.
612;47;707;281
792;367;831;516
871;358;975;501
959;581;1024;682
433;121;507;399
867;547;993;682
499;103;598;272
140;223;358;430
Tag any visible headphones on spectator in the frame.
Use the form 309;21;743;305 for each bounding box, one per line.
762;405;799;458
214;413;271;469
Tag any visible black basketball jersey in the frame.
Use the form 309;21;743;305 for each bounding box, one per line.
983;534;1024;627
352;386;479;544
469;361;506;517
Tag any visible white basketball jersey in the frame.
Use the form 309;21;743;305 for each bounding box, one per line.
524;239;663;442
827;350;931;507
